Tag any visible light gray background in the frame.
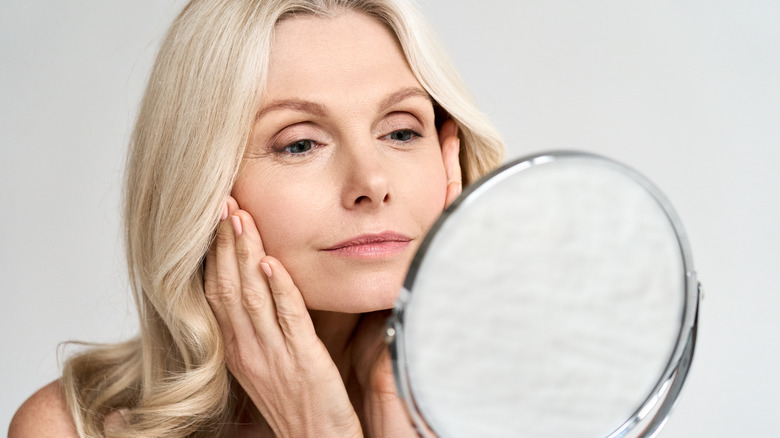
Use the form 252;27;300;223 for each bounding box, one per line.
2;1;778;436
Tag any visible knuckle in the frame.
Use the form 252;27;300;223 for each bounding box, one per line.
277;306;302;326
242;287;268;313
205;277;239;303
214;229;233;248
234;243;252;262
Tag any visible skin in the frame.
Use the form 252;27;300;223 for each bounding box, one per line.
207;12;461;436
9;11;461;438
235;12;455;313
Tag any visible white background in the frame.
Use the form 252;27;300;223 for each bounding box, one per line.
2;1;778;436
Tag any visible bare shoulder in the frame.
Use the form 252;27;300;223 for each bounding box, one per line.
8;380;79;438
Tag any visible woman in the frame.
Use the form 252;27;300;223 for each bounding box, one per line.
10;0;503;436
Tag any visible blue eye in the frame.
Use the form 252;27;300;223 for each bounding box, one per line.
283;139;314;154
386;129;420;142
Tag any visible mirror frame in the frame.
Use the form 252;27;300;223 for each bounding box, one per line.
386;151;701;438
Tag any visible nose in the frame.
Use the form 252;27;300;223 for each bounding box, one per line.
339;140;391;210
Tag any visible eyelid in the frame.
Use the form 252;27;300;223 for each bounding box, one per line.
384;109;425;125
377;111;426;141
268;122;325;153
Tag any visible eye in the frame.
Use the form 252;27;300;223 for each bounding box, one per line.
282;139;315;154
385;129;421;143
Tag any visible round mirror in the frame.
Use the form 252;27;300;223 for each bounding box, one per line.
388;151;700;438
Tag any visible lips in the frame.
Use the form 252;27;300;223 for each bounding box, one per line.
323;231;413;258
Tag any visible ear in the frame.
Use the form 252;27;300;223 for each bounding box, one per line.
439;118;462;209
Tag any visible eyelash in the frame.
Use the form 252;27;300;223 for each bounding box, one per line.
278;139;318;156
274;128;422;157
384;129;422;143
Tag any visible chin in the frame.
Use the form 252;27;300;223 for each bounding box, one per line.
301;272;403;313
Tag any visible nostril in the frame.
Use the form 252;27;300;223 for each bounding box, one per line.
353;193;390;205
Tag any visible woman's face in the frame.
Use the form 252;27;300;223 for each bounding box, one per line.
232;12;457;312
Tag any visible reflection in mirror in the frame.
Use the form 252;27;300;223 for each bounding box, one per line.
388;152;699;438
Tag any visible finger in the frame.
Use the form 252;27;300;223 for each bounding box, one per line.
204;231;234;340
438;117;458;144
441;129;462;209
207;210;258;344
225;195;240;215
259;256;317;350
205;199;241;339
231;210;284;349
445;180;462;210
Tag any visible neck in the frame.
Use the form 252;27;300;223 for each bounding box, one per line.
309;310;362;381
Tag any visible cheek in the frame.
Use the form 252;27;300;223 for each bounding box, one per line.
230;149;449;312
231;170;326;257
402;152;449;230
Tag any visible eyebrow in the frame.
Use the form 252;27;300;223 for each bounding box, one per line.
377;87;433;112
255;99;327;119
255;87;432;120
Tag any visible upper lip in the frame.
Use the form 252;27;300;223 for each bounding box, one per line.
323;231;412;250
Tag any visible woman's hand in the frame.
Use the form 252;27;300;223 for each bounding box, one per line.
204;197;362;438
440;118;462;209
204;119;459;437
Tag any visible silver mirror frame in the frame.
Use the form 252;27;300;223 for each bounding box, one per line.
386;151;701;438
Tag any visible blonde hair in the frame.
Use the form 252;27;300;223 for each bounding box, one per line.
61;0;504;436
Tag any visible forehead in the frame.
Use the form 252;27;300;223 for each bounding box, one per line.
265;11;421;102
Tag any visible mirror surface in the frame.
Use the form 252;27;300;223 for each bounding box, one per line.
389;152;698;438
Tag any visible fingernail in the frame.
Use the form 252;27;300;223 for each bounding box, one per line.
260;262;272;278
231;215;242;236
221;202;228;221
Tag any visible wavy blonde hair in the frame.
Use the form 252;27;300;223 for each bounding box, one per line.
61;0;504;436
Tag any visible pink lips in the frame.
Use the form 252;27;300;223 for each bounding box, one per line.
323;231;412;258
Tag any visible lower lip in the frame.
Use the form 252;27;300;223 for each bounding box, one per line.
324;240;411;258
